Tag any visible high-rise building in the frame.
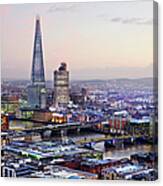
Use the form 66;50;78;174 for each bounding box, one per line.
53;63;69;107
27;16;46;108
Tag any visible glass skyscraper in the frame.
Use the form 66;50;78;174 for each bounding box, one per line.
27;16;46;109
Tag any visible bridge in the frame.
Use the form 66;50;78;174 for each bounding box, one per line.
6;119;109;142
75;134;144;145
6;118;153;146
11;121;102;132
9;117;109;134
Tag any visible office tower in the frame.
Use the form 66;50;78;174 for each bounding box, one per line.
53;63;69;107
27;16;46;108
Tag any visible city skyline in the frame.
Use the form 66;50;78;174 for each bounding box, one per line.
1;1;154;80
1;1;158;180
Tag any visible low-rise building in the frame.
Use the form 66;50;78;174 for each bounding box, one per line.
29;165;98;179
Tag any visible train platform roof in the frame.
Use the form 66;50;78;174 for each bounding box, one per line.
81;158;117;166
130;118;150;124
20;107;49;112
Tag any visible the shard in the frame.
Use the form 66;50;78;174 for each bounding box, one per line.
31;16;45;84
27;16;46;109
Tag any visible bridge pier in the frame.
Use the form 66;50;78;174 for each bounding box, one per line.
61;129;67;143
42;130;52;140
77;128;80;134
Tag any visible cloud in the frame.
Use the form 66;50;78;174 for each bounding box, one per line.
97;14;153;25
110;17;121;22
47;2;101;14
110;17;153;25
96;13;110;21
47;3;79;13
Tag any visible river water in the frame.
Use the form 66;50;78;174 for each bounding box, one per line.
94;142;156;160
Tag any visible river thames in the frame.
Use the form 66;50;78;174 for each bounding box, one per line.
9;120;157;161
94;142;156;159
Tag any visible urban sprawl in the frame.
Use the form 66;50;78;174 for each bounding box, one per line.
1;16;158;180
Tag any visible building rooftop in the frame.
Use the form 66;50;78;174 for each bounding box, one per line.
102;163;143;175
3;141;90;160
29;165;97;179
81;158;117;166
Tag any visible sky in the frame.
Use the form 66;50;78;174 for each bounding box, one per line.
0;1;154;80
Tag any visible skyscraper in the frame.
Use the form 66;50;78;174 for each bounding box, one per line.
31;15;45;84
27;16;46;108
53;63;70;107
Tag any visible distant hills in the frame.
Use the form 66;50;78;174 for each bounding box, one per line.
2;77;155;89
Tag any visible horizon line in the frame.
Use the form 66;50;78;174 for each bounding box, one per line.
1;76;154;82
